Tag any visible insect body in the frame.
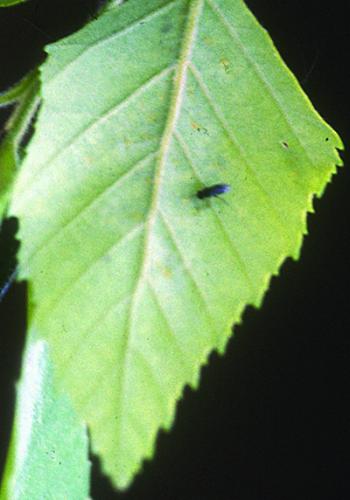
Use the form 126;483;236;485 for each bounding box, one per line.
196;183;231;200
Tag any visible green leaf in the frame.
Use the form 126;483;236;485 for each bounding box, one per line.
0;70;40;217
0;0;28;6
0;341;90;500
8;0;342;490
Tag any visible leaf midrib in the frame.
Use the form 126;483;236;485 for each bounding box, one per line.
116;0;204;446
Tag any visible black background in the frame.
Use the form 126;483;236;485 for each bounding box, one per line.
0;1;349;499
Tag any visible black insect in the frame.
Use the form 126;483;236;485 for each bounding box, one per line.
196;183;231;200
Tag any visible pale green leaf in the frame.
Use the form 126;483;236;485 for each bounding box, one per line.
8;0;343;490
0;341;90;500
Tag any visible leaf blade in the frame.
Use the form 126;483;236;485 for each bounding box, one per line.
0;341;90;500
0;0;28;6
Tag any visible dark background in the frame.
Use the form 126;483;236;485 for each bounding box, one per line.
0;1;349;499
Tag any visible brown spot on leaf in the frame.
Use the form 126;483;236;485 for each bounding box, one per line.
220;58;230;73
191;122;209;135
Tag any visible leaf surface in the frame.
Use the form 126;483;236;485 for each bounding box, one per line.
0;0;28;6
8;0;342;489
0;341;90;500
